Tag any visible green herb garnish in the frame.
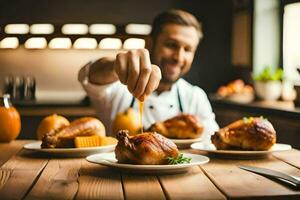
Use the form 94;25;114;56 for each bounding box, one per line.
167;154;192;165
243;117;254;124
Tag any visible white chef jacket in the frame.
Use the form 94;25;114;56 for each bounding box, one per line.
78;62;219;141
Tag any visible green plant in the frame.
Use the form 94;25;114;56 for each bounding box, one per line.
253;66;284;81
167;154;192;165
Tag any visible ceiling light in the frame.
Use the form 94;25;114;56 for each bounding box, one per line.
49;38;72;49
125;24;152;35
5;24;29;34
0;37;19;49
30;24;54;34
24;37;47;49
89;24;116;35
62;24;88;35
123;38;145;49
73;38;97;49
99;38;122;49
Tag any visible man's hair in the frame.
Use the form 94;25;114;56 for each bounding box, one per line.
151;9;203;41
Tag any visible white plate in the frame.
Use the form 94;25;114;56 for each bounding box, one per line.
190;142;292;159
86;152;209;174
170;137;203;149
23;141;116;157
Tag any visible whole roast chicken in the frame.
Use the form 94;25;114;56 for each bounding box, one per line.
115;130;179;165
148;114;203;139
211;117;276;151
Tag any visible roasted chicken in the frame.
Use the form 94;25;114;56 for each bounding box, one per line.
211;117;276;150
41;117;105;148
148;114;203;139
115;130;179;165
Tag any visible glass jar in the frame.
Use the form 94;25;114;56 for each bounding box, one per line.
0;94;21;142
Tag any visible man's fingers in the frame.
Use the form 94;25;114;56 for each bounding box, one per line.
139;65;161;100
132;49;153;98
126;51;140;93
132;63;152;99
114;53;128;84
115;49;161;100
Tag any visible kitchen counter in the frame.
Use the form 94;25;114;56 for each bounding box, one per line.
210;95;300;120
0;140;299;199
18;106;96;116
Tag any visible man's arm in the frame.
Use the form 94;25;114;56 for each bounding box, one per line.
87;49;161;101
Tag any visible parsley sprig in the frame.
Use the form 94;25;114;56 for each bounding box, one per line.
167;154;192;165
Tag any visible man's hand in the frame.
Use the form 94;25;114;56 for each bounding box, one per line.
114;49;161;101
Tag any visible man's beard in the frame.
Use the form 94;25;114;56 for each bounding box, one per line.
160;73;180;84
160;58;182;84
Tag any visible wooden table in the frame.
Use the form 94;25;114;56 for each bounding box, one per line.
0;141;300;200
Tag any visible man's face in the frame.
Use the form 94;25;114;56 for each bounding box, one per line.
151;24;200;84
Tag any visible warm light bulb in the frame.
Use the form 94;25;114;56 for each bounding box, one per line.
62;24;88;35
30;24;54;34
73;38;97;49
89;24;116;35
24;37;47;49
123;38;145;49
125;24;152;35
49;38;72;49
0;37;19;49
99;38;122;49
5;24;29;34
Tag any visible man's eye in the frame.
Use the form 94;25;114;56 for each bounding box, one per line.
165;42;177;49
185;46;195;52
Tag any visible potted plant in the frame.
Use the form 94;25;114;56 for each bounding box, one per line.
253;66;283;100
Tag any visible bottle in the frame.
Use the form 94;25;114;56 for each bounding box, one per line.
12;76;24;100
24;76;36;100
0;94;21;142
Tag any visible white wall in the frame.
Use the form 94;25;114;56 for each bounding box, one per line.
283;2;300;85
253;0;280;75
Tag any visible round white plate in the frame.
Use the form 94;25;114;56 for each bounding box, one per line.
170;137;203;149
86;152;209;174
190;142;292;159
23;141;116;157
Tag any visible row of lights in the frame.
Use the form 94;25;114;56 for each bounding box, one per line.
0;37;145;49
2;23;152;35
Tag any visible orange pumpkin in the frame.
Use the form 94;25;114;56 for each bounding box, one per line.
112;108;141;135
0;95;21;142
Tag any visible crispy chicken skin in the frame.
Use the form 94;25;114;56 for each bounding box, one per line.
148;114;203;139
211;117;276;150
41;117;105;148
115;130;179;165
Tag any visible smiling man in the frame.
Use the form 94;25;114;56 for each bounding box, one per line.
78;9;219;138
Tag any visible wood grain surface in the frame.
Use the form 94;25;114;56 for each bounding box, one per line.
0;141;299;200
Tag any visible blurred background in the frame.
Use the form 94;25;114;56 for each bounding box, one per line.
0;0;299;101
0;0;299;146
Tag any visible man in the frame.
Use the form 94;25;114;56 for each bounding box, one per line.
78;9;219;139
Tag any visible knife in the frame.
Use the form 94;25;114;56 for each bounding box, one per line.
239;165;300;189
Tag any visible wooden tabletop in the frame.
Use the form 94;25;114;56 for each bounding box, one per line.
0;141;300;200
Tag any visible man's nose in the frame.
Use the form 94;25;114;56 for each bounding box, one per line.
172;47;185;63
